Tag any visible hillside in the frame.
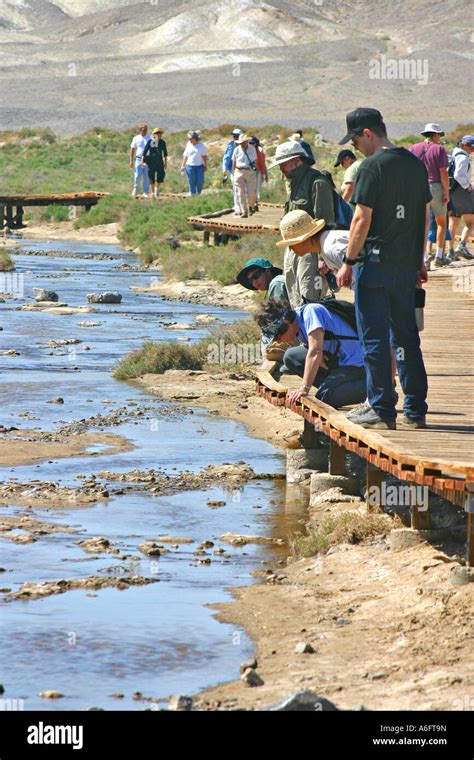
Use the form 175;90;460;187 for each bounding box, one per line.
0;0;471;138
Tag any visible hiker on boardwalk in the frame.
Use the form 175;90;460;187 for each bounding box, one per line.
409;123;451;268
249;136;268;212
448;135;474;260
180;131;209;195
334;149;362;207
130;122;151;198
142;128;168;198
231;133;258;218
223;127;243;214
269;141;335;308
255;298;366;409
336;107;431;430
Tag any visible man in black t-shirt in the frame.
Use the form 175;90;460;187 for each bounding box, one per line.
336;108;431;430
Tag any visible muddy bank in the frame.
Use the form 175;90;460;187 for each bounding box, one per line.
0;430;132;468
0;221;120;246
132;279;257;312
193;540;473;711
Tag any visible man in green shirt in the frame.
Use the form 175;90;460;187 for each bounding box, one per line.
269;141;335;308
336;107;431;430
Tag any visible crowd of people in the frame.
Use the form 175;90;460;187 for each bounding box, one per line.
127;116;473;431
235;109;473;430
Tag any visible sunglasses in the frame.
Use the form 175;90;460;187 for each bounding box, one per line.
248;269;263;282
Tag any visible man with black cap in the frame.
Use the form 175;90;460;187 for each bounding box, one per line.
336;107;431;430
334;149;362;207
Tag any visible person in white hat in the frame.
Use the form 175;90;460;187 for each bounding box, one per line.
409;124;451;268
223;128;243;213
231;134;258;217
269;141;335;308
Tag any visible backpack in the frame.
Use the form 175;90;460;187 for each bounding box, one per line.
319;296;358;336
448;154;458;191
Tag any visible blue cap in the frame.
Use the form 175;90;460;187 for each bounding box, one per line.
460;135;474;146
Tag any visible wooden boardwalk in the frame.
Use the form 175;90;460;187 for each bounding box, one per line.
255;263;474;564
0;192;109;228
188;202;282;243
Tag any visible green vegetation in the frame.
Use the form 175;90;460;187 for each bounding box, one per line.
2;121;471;282
0;250;14;271
292;511;397;558
114;318;261;380
40;205;71;222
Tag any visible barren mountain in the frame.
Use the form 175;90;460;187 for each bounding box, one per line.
0;0;471;138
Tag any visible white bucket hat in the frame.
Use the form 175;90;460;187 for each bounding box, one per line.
421;123;445;136
277;210;326;249
268;141;312;169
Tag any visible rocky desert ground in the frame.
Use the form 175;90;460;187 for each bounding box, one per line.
0;0;471;138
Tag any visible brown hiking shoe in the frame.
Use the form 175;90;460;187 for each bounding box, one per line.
402;414;426;429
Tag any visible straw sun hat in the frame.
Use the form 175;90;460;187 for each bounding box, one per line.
277;210;326;248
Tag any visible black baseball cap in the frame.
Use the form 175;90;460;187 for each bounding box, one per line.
334;149;356;167
339;108;385;145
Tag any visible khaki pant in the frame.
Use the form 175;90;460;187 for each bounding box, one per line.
234;167;257;214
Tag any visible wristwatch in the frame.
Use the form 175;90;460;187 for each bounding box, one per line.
342;254;356;265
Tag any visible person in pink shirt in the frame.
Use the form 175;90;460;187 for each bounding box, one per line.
409;123;450;267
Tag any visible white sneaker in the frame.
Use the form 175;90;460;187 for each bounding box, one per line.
142;193;149;198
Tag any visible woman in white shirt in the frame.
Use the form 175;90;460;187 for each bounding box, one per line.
180;131;209;195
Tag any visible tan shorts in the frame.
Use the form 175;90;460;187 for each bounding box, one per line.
429;182;447;217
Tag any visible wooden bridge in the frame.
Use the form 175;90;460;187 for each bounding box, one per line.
255;265;474;566
0;192;109;229
188;202;282;244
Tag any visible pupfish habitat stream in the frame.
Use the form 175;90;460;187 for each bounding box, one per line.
0;237;304;710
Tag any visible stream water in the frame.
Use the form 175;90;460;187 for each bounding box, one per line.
0;238;306;711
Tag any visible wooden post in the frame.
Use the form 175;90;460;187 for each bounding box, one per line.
329;440;345;475
366;463;384;513
0;205;4;228
213;231;221;246
301;418;321;449
468;513;474;568
411;485;430;531
85;203;92;212
203;230;210;245
15;206;24;228
466;487;474;568
6;205;14;228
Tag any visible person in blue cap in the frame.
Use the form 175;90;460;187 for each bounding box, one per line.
449;135;474;259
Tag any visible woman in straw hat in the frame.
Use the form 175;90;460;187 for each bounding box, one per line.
277;209;354;289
